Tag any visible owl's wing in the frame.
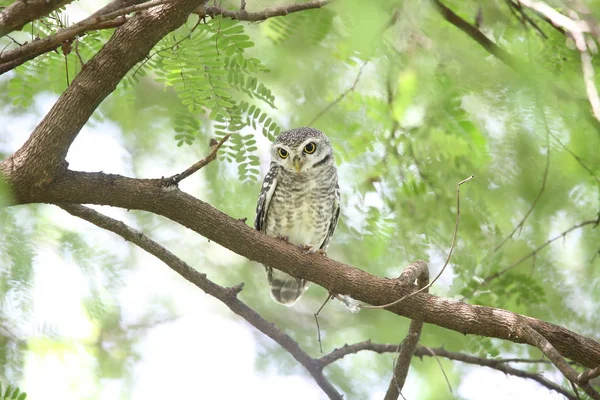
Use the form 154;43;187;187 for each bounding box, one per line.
255;162;279;232
320;182;340;250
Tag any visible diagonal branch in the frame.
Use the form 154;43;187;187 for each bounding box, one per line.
481;218;599;286
432;0;518;68
203;0;332;22
6;0;208;190
59;203;343;400
165;134;231;185
523;325;600;399
0;0;74;38
0;0;172;75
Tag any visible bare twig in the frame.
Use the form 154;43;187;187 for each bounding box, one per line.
59;203;343;400
308;61;368;126
523;325;600;399
493;93;551;253
318;342;578;399
361;175;473;310
314;294;332;354
433;0;518;68
165;134;230;185
423;346;453;394
549;132;600;184
481;218;599;286
506;0;548;39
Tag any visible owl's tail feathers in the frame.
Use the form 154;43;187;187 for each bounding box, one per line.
266;268;309;306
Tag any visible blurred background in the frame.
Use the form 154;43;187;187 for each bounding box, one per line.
0;0;599;398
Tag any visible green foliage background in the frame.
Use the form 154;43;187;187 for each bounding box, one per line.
0;0;599;398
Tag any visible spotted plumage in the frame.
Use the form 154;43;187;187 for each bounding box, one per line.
255;127;340;306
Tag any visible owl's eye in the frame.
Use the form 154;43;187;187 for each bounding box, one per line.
278;148;289;158
303;142;317;154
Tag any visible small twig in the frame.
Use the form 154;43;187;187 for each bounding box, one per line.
424;346;453;394
308;61;368;126
132;18;202;78
166;134;230;185
318;342;578;399
481;218;599;286
493;114;550;253
506;0;549;38
549;132;600;184
361;175;473;310
314;294;332;354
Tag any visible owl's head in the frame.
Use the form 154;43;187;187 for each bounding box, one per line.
271;127;334;174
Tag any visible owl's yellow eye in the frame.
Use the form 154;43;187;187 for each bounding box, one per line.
303;142;316;154
278;148;289;158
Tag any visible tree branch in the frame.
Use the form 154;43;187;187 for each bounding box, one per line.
0;0;172;75
523;325;600;399
59;203;342;400
165;134;231;185
0;0;334;75
432;0;518;68
203;0;332;22
319;341;578;399
481;218;599;287
5;0;208;190
0;0;74;38
3;169;598;370
384;261;429;400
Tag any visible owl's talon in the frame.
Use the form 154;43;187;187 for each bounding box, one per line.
300;244;326;255
276;234;290;242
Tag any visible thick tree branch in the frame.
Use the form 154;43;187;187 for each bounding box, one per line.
0;0;334;75
0;0;73;38
59;203;342;400
0;0;171;75
319;341;577;399
203;0;331;22
4;0;207;190
384;261;429;400
3;169;598;370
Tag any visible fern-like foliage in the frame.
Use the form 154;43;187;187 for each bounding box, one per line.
263;8;335;45
0;383;27;400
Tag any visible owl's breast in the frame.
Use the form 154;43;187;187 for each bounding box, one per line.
265;172;333;247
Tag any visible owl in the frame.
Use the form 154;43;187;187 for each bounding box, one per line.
255;127;340;306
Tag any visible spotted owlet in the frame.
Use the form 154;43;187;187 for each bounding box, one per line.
254;127;340;306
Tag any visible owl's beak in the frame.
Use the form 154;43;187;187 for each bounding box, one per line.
293;158;304;173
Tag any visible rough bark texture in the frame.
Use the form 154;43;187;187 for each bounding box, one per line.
5;0;208;190
0;0;73;38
